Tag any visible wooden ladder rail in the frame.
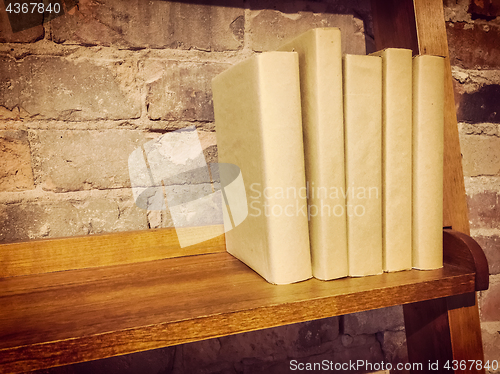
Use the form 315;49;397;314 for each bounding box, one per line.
371;0;489;372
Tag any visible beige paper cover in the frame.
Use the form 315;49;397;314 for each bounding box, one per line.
372;48;413;272
212;52;312;284
412;55;444;270
343;54;383;276
278;28;348;280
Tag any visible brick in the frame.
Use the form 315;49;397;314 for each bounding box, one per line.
481;322;500;373
49;0;244;51
164;184;223;228
144;61;227;121
215;317;339;364
480;275;500;321
249;8;366;54
332;333;385;367
0;1;44;43
0;130;34;191
175;316;339;374
377;330;409;371
177;318;387;374
241;335;384;374
447;22;500;69
448;22;500;68
474;235;500;275
468;0;500;19
460;134;500;177
0;191;147;243
0;106;30;120
467;191;500;230
0;56;140;121
343;306;405;335
456;84;500;123
30;130;148;192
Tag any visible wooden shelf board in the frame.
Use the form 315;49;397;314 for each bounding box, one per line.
0;251;475;373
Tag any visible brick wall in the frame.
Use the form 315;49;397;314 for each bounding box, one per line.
0;0;498;373
445;0;500;370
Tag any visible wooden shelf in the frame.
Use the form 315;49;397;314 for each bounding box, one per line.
0;229;485;373
0;1;491;373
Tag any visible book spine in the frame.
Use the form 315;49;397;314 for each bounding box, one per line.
278;28;348;280
412;55;445;270
212;52;312;284
377;48;413;272
343;54;383;276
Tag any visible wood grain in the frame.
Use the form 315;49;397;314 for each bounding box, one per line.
444;229;489;291
371;0;470;234
0;252;475;373
371;0;419;54
447;293;485;373
372;1;486;372
403;297;454;373
0;225;225;278
412;0;470;234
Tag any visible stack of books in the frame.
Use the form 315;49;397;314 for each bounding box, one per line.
212;28;444;285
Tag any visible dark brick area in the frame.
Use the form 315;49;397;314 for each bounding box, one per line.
447;22;500;69
468;0;500;20
456;84;500;123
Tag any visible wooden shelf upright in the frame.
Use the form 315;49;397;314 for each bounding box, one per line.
0;1;489;373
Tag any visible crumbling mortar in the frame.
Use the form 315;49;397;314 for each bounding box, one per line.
459;122;500;137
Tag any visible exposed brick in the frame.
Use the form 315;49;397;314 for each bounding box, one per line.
49;0;244;51
481;322;500;373
30;130;148;192
175;317;340;374
144;60;227;122
474;235;500;275
377;330;409;372
0;191;147;243
468;0;500;19
456;84;500;123
0;106;30;120
460;134;500;177
249;8;366;54
468;191;500;229
238;335;384;374
480;275;500;322
237;335;382;374
343;306;405;335
332;333;385;366
0;1;44;43
176;318;384;374
0;56;140;121
0;130;34;191
217;317;339;362
447;22;500;69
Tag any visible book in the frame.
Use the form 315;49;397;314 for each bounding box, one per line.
412;55;445;270
371;48;413;272
277;28;348;280
343;54;383;276
212;52;313;284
